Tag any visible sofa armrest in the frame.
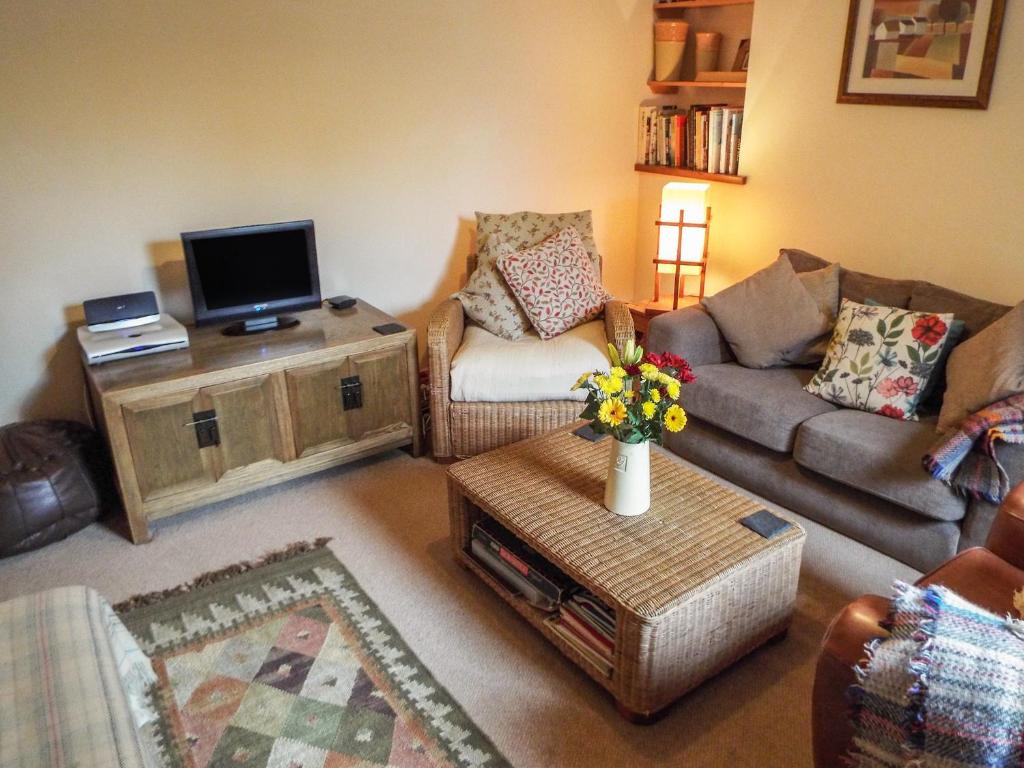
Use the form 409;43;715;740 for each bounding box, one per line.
604;300;635;353
645;305;734;366
427;298;465;459
812;595;890;768
986;482;1024;570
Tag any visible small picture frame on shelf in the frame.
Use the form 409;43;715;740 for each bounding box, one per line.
733;39;751;71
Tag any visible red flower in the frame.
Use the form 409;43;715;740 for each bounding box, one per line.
643;351;696;383
877;404;905;420
911;315;948;347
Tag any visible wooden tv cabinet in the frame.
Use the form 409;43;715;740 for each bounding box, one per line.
85;301;421;543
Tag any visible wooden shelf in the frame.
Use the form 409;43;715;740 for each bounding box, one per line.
654;0;753;9
648;79;746;94
635;164;747;185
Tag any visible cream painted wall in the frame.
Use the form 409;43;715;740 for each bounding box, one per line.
635;1;1024;308
0;0;651;423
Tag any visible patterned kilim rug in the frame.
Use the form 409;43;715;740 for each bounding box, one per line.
115;540;510;768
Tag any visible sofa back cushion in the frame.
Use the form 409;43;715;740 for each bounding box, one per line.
475;210;600;269
908;283;1010;340
839;269;918;308
780;248;920;308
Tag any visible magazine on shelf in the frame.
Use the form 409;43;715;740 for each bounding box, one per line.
471;516;574;604
544;615;614;677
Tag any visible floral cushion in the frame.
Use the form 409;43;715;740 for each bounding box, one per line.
497;227;610;340
475;210;600;273
452;240;531;340
804;299;955;421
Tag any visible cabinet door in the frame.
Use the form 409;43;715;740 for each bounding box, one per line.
201;374;286;476
346;347;412;441
285;359;351;458
122;391;215;501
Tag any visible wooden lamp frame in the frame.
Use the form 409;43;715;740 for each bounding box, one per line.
653;205;711;310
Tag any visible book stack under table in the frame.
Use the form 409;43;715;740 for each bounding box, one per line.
446;424;806;721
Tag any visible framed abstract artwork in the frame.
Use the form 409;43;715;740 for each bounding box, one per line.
837;0;1006;109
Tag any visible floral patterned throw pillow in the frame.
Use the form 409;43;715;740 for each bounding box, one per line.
804;299;956;421
497;226;610;340
452;239;532;340
475;210;601;275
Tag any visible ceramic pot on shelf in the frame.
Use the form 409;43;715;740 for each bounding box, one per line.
654;20;689;82
695;31;722;74
604;439;651;517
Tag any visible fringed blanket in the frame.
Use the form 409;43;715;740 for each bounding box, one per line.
848;582;1024;768
923;393;1024;503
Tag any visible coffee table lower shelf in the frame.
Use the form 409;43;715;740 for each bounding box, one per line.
454;548;618;692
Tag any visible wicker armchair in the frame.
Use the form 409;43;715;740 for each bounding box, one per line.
427;254;634;460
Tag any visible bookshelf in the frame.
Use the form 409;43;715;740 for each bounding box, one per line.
647;79;746;94
654;0;753;9
640;0;753;183
634;163;746;184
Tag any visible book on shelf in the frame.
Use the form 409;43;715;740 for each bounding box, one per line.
637;103;743;176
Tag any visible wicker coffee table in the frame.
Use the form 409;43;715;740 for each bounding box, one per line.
447;424;806;720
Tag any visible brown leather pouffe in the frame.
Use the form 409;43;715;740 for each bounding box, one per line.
0;420;116;557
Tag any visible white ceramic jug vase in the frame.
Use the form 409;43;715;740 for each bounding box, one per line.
604;439;651;517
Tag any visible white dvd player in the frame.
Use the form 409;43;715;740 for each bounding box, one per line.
77;313;190;365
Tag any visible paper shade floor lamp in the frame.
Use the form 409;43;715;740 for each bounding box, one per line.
653;182;711;309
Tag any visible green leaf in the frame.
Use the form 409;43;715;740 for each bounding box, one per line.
906;346;921;364
876;319;887;336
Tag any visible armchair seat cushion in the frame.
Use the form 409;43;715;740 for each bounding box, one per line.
450;320;608;403
680;363;837;453
795;409;967;522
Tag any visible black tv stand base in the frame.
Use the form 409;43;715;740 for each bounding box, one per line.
221;315;300;336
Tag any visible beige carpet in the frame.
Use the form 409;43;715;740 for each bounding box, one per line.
0;450;918;767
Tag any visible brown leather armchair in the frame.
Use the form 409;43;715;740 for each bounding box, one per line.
812;482;1024;768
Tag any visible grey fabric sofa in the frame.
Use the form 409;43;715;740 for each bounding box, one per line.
647;249;1019;572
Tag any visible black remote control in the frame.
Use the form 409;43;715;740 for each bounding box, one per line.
326;295;357;310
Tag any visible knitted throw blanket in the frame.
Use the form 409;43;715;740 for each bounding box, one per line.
923;393;1024;504
848;582;1024;768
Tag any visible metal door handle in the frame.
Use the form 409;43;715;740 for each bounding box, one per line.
182;415;218;427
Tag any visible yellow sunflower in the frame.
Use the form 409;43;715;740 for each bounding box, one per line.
642;401;657;420
666;380;681;401
571;372;591;391
650;388;661;404
596;375;624;396
598;398;628;427
664;404;687;432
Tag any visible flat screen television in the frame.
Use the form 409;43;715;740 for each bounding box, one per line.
181;219;321;335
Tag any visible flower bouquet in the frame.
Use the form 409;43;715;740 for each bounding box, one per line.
573;340;695;444
572;340;695;517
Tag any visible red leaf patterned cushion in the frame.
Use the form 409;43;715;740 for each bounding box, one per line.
497;226;611;340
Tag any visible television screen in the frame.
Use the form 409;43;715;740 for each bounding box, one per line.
182;220;321;327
